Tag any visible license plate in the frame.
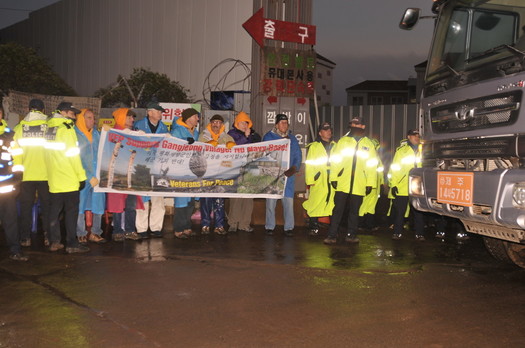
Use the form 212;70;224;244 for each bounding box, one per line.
437;172;474;207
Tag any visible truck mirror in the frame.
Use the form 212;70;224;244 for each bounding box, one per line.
400;8;421;30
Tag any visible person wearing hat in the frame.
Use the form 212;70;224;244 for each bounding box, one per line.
133;101;170;238
170;108;200;238
45;102;89;253
197;114;235;235
74;108;106;244
0;105;27;261
323;116;378;245
262;113;302;237
12;99;51;247
388;129;425;241
302;122;336;236
227;111;261;233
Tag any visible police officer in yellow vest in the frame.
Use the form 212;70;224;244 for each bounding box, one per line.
302;122;335;235
324;117;378;244
12;99;50;247
358;138;384;230
388;129;425;241
45;102;88;253
0;106;27;261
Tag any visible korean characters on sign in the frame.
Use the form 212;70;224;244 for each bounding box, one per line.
263;96;310;148
262;47;316;98
159;103;202;126
437;172;474;207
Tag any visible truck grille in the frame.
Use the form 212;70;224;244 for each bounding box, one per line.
430;91;521;133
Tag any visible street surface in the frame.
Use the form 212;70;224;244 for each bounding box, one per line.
1;219;525;347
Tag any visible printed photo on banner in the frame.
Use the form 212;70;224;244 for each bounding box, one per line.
94;129;291;198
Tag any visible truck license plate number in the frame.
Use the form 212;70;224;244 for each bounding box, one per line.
437;172;473;207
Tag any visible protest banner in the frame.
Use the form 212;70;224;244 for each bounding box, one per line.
95;129;290;198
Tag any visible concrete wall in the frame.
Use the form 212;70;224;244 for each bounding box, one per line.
0;0;252;102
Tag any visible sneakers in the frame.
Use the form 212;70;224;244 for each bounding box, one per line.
265;229;274;236
151;231;163;238
435;231;446;239
88;234;107;244
49;242;64;252
124;232;141;241
138;232;149;239
78;236;88;244
392;234;403;240
284;229;294;237
20;239;31;247
214;227;227;235
456;232;470;241
201;226;210;235
112;233;125;242
66;245;90;254
323;237;337;245
239;226;254;233
415;235;426;242
345;234;360;244
228;224;238;233
308;228;319;236
9;253;28;261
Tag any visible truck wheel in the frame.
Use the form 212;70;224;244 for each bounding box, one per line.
504;241;525;269
483;237;513;264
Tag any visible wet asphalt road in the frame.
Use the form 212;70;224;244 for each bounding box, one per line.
1;219;525;347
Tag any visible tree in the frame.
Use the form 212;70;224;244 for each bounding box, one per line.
94;68;191;107
0;42;76;97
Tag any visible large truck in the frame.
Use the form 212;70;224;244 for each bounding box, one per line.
401;0;525;267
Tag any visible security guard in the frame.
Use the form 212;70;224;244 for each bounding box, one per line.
388;129;424;241
45;102;88;253
12;99;50;247
358;138;384;230
0;106;27;261
324;117;378;244
302;122;335;235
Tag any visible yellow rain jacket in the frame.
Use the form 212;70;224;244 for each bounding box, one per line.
12;110;48;181
45;114;86;193
329;135;378;195
388;140;422;198
302;140;336;217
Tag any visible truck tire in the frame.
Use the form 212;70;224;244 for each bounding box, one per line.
504;241;525;269
483;237;513;264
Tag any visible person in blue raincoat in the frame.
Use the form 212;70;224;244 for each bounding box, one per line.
75;109;106;244
262;114;302;237
132;101;170;239
170;108;200;239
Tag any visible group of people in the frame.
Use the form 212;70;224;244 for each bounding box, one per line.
0;97;444;262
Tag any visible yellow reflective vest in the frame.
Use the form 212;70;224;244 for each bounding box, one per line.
302;140;335;217
45;115;86;193
12;111;48;181
388;140;422;198
329;135;378;195
359;155;384;216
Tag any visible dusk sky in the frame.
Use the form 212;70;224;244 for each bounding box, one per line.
1;0;436;105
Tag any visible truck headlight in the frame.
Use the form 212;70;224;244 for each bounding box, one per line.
409;175;424;196
512;183;525;208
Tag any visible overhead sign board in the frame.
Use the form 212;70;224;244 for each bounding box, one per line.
243;7;316;47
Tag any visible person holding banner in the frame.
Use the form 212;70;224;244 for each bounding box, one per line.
262;114;302;237
133;101;169;239
198;114;235;235
74;109;106;244
171;107;200;239
105;108;143;242
302;122;335;236
227;111;261;233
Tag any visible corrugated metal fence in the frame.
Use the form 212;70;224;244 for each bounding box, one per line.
311;104;421;165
